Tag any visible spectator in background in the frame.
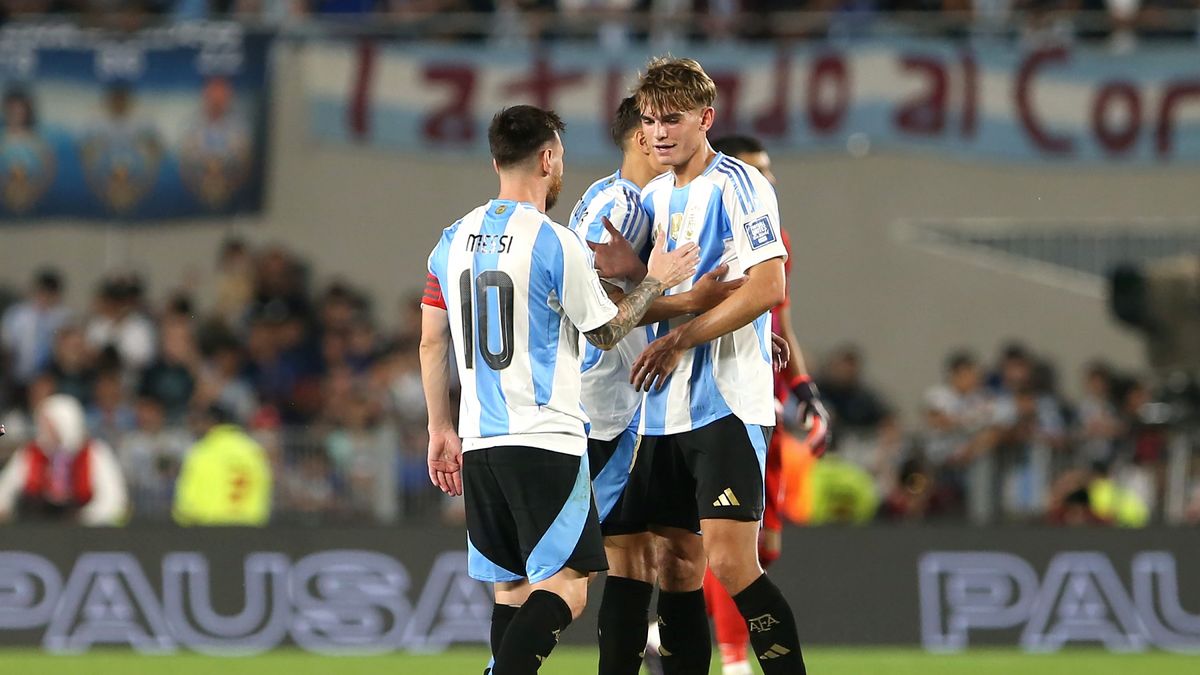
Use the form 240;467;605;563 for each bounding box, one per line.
1076;360;1123;465
87;368;138;445
0;394;127;525
86;273;157;376
559;0;639;50
816;343;902;492
173;404;272;526
212;237;255;330
117;394;192;518
324;389;397;523
1;267;70;394
193;332;258;424
0;372;58;446
922;350;1000;522
138;319;199;423
988;344;1067;519
45;322;96;406
817;344;892;434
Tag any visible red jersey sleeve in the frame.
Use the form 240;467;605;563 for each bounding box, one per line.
422;272;447;310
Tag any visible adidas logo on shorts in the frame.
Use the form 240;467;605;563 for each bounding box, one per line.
712;488;740;507
759;644;791;660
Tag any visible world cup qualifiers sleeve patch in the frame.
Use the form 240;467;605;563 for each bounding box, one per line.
745;215;777;250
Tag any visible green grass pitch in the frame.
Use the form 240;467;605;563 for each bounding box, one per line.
1;647;1197;675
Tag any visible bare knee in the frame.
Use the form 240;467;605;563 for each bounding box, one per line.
653;528;705;592
605;532;656;584
532;570;590;620
702;520;762;595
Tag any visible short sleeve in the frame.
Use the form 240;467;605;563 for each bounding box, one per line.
729;170;787;272
582;189;652;290
422;272;447;310
427;220;460;284
552;228;618;333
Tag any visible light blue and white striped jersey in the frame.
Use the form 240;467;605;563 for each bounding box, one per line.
639;153;788;436
566;170;654;442
427;199;619;457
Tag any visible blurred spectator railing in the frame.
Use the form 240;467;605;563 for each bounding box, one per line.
5;10;1200;44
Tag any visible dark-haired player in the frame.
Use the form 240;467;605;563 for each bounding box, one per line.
419;105;699;674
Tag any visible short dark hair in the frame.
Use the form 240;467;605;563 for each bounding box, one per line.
711;135;765;157
33;268;62;294
946;349;977;373
488;105;565;168
610;96;641;149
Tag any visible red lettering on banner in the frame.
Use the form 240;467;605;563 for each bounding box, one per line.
894;55;948;135
1091;82;1141;155
710;72;741;138
347;40;376;141
1155;81;1200;158
807;53;850;135
754;49;792;138
961;50;977;138
505;53;586;110
422;65;477;144
1015;48;1074;155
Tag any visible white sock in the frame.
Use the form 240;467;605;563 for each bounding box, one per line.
722;660;752;675
645;620;661;650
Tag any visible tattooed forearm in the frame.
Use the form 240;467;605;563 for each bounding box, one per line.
585;277;667;350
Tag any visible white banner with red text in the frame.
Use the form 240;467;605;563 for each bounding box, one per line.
301;40;1200;165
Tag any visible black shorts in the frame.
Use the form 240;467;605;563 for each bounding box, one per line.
463;446;607;583
588;426;649;537
645;414;772;533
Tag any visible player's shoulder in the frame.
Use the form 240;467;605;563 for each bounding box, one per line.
641;171;674;198
710;153;770;214
584;170;622;200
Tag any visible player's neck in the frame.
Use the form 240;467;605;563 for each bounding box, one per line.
496;179;547;213
619;155;659;190
672;145;716;188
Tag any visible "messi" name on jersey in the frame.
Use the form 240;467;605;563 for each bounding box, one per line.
465;233;514;254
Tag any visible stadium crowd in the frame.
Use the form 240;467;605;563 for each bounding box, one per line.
1;239;1197;528
1;0;1197;46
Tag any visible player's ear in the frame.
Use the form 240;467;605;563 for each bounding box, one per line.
699;106;715;132
492;158;500;175
635;129;650;156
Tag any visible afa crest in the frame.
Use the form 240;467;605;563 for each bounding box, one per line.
81;124;163;214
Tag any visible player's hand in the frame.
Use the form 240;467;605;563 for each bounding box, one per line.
645;234;699;290
631;330;685;391
589;216;647;283
427;427;464;496
771;332;789;372
687;264;745;314
792;376;831;457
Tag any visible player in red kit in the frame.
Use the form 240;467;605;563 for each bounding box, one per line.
701;135;830;675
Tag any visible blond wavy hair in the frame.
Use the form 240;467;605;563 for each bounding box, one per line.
634;57;717;116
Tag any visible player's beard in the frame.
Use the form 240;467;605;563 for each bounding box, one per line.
545;171;563;212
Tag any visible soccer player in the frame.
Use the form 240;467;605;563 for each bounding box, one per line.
628;58;809;674
568;96;745;675
700;134;831;675
419;105;698;675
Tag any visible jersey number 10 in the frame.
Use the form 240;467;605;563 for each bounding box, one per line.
459;269;515;370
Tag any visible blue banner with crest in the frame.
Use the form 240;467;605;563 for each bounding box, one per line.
0;22;270;221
